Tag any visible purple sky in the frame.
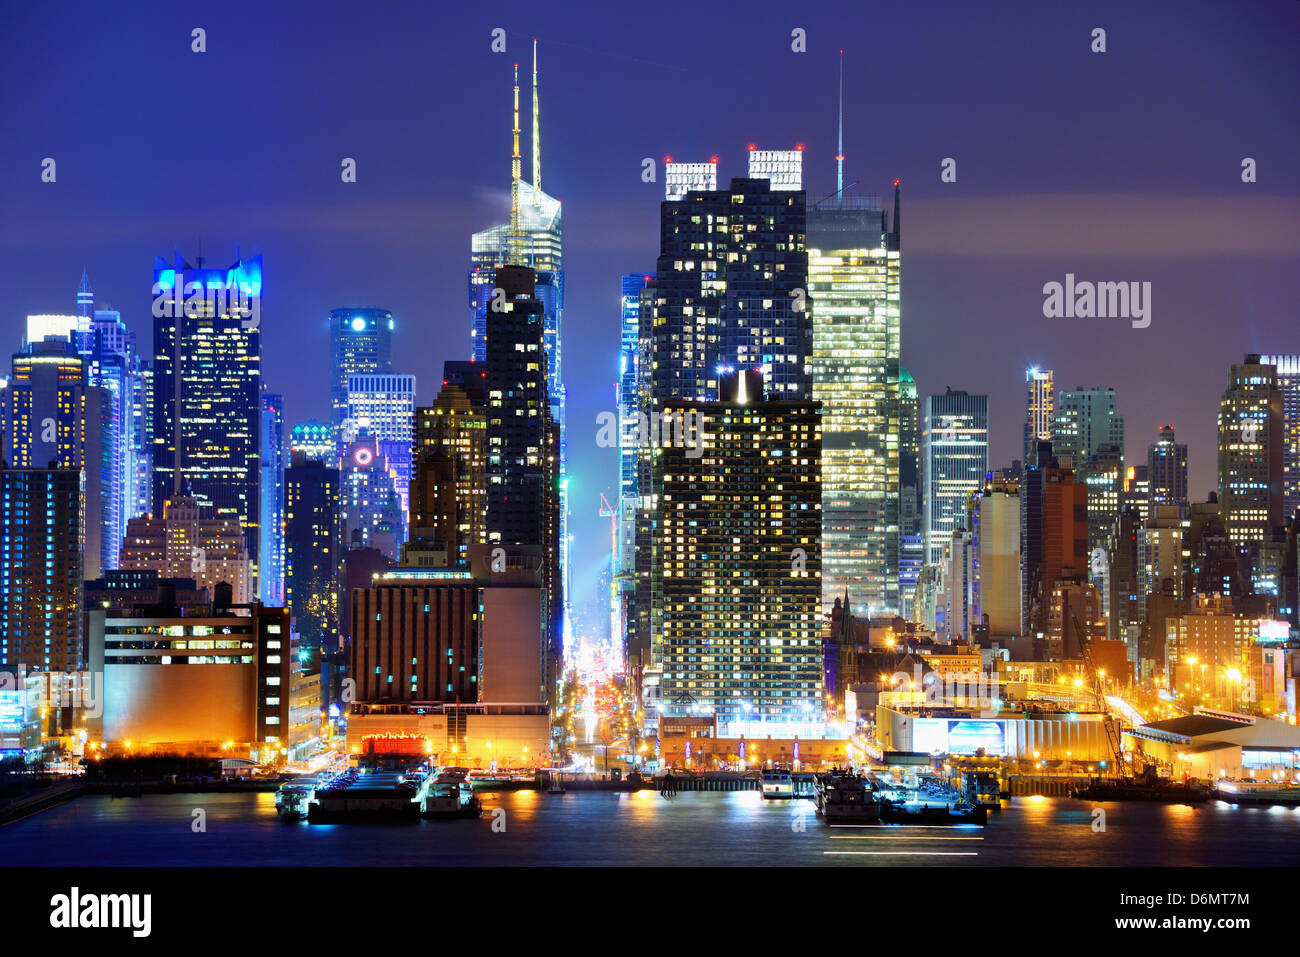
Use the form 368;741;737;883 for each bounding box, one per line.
1;0;1297;622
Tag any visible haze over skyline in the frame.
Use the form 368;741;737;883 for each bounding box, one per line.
2;0;1297;617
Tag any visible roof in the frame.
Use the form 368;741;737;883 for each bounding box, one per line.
1139;715;1245;738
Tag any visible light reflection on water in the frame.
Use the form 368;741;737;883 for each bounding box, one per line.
3;790;1298;867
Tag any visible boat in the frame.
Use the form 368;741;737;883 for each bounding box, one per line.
814;772;881;823
1071;780;1209;804
791;772;817;799
307;769;421;823
1211;780;1300;807
275;779;316;821
759;769;794;800
879;796;988;825
419;767;481;819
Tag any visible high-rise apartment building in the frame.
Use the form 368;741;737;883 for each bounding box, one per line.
285;452;341;652
1217;355;1283;546
411;372;487;567
2;337;108;578
1258;355;1300;521
652;370;822;727
0;466;84;672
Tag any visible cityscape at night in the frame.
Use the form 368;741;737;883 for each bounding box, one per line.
1;0;1297;938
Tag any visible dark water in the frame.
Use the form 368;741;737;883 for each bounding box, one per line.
3;790;1298;866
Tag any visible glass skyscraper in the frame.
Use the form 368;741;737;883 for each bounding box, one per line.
151;253;262;582
328;308;394;437
922;389;989;566
260;392;285;606
808;186;900;616
344;371;415;524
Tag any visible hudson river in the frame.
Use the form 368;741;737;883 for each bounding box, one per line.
5;791;1298;866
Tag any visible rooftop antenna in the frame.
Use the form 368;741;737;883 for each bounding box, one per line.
532;38;540;206
836;49;845;201
509;62;524;265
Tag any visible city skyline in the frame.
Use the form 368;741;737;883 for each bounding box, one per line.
3;0;1297;616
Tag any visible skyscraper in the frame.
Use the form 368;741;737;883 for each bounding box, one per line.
1024;367;1054;467
484;264;562;696
1021;443;1090;635
616;274;651;656
1;337;108;578
808;184;901;615
260;392;285;606
1053;387;1124;465
1148;424;1189;513
151;254;262;583
289;420;334;461
470;47;568;642
410;370;487;567
285;451;341;652
650;175;809;401
327;308;394;436
344;371;415;524
922;390;989;566
1258;355;1300;521
652;370;823;728
0;465;84;672
1217;355;1283;547
339;434;405;561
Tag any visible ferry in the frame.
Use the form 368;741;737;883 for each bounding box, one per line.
814;772;881;823
760;769;794;800
275;779;316;822
307;768;421;823
419;767;481;819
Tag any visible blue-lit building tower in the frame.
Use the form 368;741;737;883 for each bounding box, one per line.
260;391;285;606
151;253;263;583
616;274;651;656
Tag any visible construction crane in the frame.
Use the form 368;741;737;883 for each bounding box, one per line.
1069;607;1128;781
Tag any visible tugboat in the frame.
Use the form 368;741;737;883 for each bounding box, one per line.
814;771;881;823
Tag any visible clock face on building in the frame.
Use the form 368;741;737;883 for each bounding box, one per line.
353;447;374;467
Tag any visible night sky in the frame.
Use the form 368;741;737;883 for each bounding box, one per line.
2;0;1297;623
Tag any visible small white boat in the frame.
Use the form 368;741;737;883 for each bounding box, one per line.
760;769;794;799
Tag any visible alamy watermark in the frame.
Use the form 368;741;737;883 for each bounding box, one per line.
596;409;704;458
1042;273;1150;329
151;271;260;330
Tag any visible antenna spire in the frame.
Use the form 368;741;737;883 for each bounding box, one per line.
532;38;540;205
836;50;844;201
509;62;523;265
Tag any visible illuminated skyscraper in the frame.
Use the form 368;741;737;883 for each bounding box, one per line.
411;369;487;567
1218;355;1283;546
1258;355;1300;520
327;308;393;436
664;160;717;200
1053;387;1124;466
339;434;405;562
470;46;568;636
260;392;285;606
1148;425;1189;513
616;274;651;656
151;253;262;582
485;264;562;702
345;372;415;523
922;390;989;566
652;370;822;728
290;419;334;461
0;465;84;672
1;338;108;578
808;184;901;615
651;174;809;402
285;451;341;653
1024;367;1054;467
